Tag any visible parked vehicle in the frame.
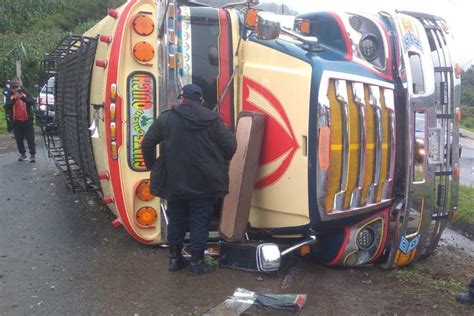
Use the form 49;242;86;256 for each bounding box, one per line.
42;0;461;271
35;77;55;123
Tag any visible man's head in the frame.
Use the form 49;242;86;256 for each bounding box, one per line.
178;84;203;104
11;87;25;99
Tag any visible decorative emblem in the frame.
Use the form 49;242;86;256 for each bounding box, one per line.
399;235;420;254
242;77;299;189
128;72;156;171
402;31;423;52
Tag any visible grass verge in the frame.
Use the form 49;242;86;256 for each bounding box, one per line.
457;185;474;223
0;100;7;134
392;268;465;294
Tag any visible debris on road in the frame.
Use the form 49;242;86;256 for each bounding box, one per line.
203;288;307;315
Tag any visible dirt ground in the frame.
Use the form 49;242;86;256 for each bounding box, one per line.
1;132;473;315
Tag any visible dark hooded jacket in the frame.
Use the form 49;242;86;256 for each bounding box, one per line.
141;101;237;200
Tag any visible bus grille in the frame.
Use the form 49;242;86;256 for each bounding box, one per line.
317;79;396;215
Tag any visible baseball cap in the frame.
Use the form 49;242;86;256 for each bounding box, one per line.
178;84;203;101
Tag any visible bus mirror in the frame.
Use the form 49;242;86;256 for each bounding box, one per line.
256;243;281;272
256;12;281;40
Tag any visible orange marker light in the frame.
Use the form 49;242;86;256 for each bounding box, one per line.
450;209;459;221
110;103;116;121
136;207;157;227
300;245;311;256
110;83;117;102
245;9;258;28
133;14;154;36
455;63;462;79
440;20;449;33
168;3;175;19
169;54;176;69
168;29;175;44
136;180;154;202
111;141;118;160
110;122;116;141
454;166;460;178
298;19;311;34
133;41;155;62
319;126;331;171
455;107;462;123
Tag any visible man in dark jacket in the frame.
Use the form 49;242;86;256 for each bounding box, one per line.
4;87;36;162
141;84;237;275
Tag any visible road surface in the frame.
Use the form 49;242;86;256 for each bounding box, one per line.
0;135;473;315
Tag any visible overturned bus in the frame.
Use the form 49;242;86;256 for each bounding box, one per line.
39;0;461;271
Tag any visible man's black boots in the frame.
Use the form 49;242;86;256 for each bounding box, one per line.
456;279;474;305
168;245;189;271
188;248;216;275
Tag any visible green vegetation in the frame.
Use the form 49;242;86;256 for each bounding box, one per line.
0;0;127;92
392;268;465;294
461;67;474;131
460;106;474;132
0;100;6;134
457;185;474;223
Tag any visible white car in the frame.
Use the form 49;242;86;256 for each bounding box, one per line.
36;77;55;121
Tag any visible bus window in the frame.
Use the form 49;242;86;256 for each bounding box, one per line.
409;53;425;94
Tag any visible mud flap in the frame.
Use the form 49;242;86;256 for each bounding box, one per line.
219;111;265;242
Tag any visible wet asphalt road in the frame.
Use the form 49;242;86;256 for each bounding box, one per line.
0;146;272;315
1;139;473;315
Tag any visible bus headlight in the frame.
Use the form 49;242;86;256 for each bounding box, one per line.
360;35;379;61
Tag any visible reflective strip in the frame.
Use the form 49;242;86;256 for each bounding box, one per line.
366;85;382;204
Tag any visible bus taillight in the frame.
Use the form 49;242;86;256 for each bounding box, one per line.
136;180;154;202
136;207;157;228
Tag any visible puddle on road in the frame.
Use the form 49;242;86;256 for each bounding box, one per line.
439;228;474;256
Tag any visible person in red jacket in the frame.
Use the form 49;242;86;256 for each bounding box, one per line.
4;87;36;162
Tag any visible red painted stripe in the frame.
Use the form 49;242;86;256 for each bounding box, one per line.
217;9;232;126
328;225;351;266
105;0;152;244
330;12;352;60
328;208;389;266
331;13;394;81
377;20;393;81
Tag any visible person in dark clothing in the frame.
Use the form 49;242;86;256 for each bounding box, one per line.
456;277;474;305
3;80;14;133
4;87;36;162
141;84;237;275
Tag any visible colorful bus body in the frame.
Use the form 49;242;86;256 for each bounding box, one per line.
44;0;460;270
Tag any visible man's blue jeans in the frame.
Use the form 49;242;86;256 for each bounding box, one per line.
167;198;215;251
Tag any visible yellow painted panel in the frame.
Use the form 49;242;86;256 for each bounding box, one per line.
377;89;390;201
241;40;311;228
344;82;361;208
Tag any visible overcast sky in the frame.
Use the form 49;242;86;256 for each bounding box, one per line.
262;0;473;69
